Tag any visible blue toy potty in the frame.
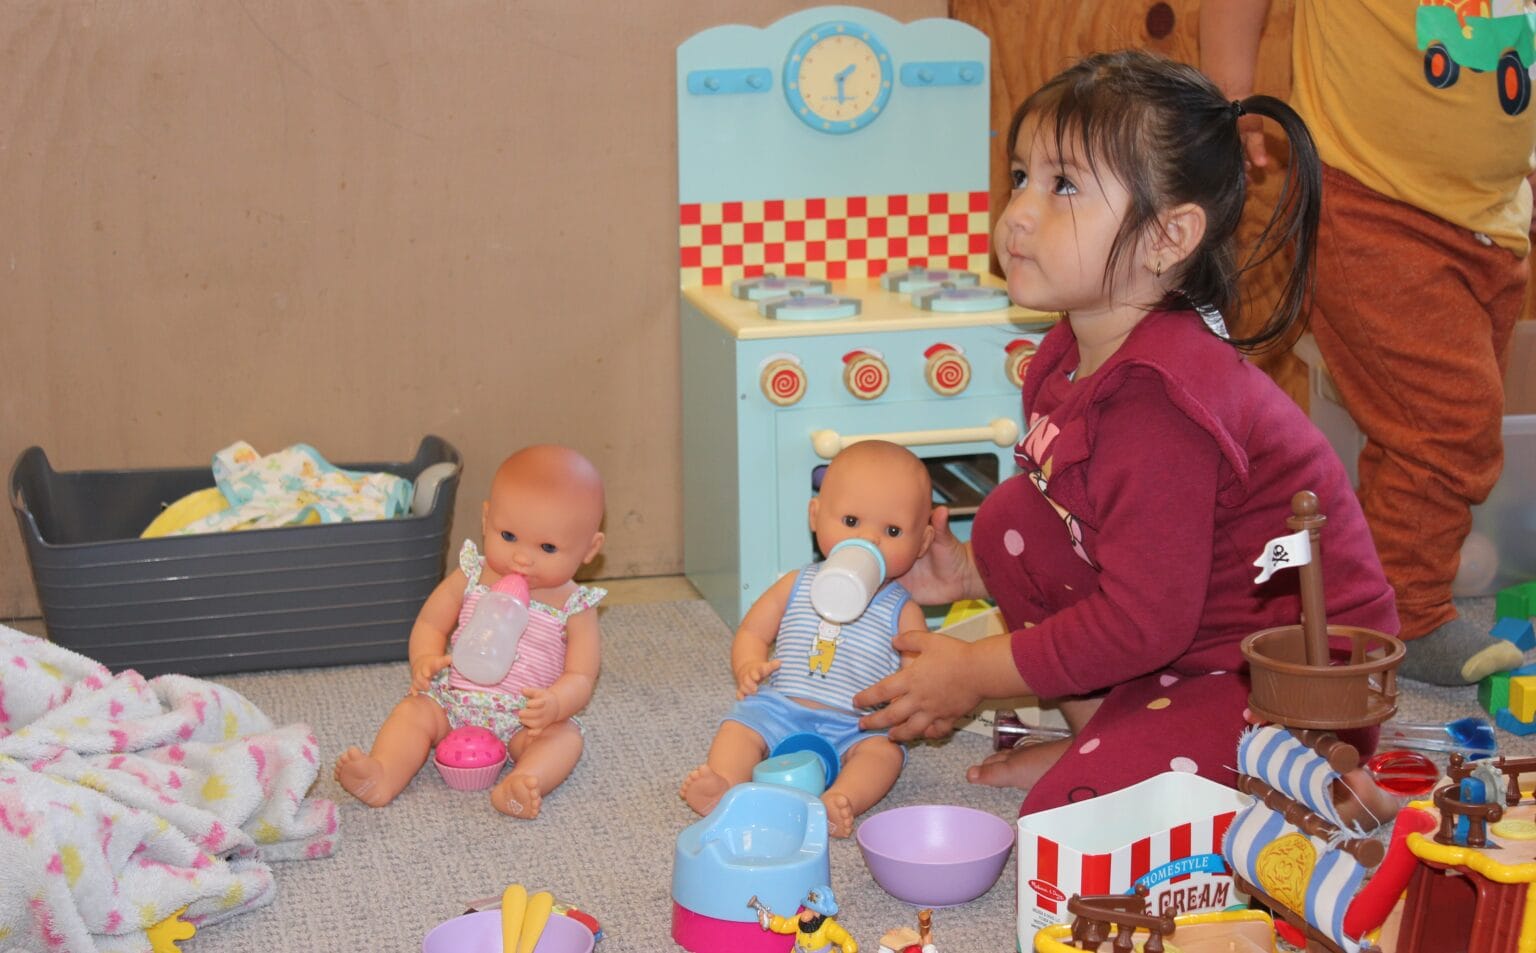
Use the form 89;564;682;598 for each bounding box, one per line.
672;782;830;952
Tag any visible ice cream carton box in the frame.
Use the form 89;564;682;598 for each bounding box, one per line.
1017;771;1251;945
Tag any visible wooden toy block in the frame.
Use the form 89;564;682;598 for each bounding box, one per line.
1479;663;1536;714
1497;581;1536;622
1511;675;1536;722
1496;707;1536;736
1492;616;1536;651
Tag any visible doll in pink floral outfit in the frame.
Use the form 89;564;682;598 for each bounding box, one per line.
334;445;605;818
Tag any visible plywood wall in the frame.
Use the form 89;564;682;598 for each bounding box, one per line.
0;0;945;619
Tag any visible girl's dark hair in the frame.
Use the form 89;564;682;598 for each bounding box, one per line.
1006;49;1321;353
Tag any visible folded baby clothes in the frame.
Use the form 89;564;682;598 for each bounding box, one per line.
146;442;412;537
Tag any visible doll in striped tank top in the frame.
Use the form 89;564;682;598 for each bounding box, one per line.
335;445;606;819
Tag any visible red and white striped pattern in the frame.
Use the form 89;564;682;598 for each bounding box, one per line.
1016;773;1247;941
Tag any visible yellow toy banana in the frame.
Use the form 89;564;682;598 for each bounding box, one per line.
517;890;554;953
500;883;528;952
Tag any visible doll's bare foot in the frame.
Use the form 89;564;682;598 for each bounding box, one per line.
493;773;543;819
966;739;1070;790
1333;767;1402;832
681;765;731;816
334;747;397;808
822;791;856;839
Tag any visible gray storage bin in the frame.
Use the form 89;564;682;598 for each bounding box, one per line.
9;436;460;676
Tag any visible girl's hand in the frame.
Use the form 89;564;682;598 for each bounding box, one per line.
895;506;984;605
735;659;781;700
853;630;983;741
518;687;562;734
410;654;452;693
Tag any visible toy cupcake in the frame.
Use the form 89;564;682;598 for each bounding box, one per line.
434;725;508;790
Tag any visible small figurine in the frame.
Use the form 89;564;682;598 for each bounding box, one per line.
877;907;937;953
681;440;934;837
753;885;857;953
335;445;606;818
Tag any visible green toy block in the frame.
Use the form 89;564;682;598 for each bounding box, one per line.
1497;581;1536;622
1480;663;1536;715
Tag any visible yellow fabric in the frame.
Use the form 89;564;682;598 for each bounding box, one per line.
140;488;229;538
1292;0;1536;254
140;487;324;538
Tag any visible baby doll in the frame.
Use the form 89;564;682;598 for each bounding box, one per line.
681;439;934;837
334;444;605;818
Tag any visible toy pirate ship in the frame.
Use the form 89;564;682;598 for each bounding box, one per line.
1227;492;1536;953
1225;492;1406;952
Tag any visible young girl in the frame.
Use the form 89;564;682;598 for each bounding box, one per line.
334;444;605;818
853;50;1400;815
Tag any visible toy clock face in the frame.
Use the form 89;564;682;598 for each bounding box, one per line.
784;22;894;134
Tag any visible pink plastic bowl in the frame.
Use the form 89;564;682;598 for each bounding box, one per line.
421;910;594;953
433;725;507;791
856;804;1015;907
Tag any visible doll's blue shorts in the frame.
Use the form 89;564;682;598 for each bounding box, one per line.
722;688;905;764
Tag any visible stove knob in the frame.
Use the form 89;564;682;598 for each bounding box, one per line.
842;350;889;400
1005;338;1039;389
760;357;808;406
923;343;971;396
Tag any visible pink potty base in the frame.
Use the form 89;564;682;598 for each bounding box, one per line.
672;904;793;953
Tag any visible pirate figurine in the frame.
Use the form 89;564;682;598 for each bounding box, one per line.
877;907;937;953
757;884;858;953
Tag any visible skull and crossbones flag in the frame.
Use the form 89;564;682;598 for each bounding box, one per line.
1252;529;1312;584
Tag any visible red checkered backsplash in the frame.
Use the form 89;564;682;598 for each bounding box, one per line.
679;190;993;287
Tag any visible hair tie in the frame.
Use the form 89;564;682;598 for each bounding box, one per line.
1230;99;1246;119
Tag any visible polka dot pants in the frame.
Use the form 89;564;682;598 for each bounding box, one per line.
1019;667;1251;815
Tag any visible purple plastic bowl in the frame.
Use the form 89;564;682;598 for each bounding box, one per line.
856;804;1015;907
421;910;594;953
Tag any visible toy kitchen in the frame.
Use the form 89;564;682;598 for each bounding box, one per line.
678;5;1054;628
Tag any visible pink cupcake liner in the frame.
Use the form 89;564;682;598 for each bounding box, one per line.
434;757;505;791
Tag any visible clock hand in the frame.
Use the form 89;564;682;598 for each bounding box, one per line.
833;63;855;103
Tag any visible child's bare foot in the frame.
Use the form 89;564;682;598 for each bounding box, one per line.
493;773;543;819
966;739;1070;790
334;747;397;807
1333;767;1402;832
822;790;856;838
681;765;731;816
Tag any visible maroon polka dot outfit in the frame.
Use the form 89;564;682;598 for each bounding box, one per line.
975;309;1397;814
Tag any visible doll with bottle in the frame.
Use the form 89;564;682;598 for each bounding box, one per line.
681;439;934;837
334;444;606;818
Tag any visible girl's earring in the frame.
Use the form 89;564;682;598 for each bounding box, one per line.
1153;260;1163;278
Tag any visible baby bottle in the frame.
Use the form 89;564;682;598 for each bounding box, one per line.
453;573;530;686
810;539;887;624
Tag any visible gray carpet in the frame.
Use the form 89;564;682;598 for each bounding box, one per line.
195;596;1532;953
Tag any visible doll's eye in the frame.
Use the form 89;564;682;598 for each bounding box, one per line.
501;531;517;542
541;543;558;554
842;515;859;528
886;526;903;538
